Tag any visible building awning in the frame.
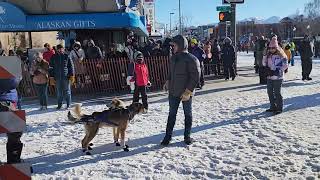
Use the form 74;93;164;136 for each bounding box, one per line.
0;2;148;36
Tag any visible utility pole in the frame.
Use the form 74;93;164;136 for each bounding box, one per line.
230;3;237;74
179;0;182;35
231;3;236;48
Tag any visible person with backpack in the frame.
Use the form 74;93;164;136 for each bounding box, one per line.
132;51;150;112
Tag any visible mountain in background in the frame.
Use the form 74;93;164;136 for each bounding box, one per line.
239;16;281;24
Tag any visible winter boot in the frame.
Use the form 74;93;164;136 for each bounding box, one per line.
6;143;23;164
184;137;194;145
160;136;172;146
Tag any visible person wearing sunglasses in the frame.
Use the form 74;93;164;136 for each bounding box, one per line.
262;36;288;115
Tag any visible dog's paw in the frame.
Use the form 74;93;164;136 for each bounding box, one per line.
88;146;93;150
85;151;92;155
89;143;93;146
115;142;121;146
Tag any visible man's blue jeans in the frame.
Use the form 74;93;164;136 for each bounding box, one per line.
165;95;193;139
56;79;71;107
291;50;295;66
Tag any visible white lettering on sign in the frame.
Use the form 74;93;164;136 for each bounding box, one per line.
36;20;96;29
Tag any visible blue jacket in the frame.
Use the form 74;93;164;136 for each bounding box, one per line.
0;78;19;102
191;46;205;63
49;53;74;80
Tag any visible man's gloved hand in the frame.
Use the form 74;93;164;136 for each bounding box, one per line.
49;77;56;86
180;89;193;102
69;76;76;84
163;80;169;91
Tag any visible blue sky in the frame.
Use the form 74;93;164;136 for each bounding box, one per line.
155;0;308;26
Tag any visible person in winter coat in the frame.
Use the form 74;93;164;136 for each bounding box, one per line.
125;42;137;93
85;39;103;60
69;41;86;88
31;52;49;110
132;51;150;112
283;44;291;73
161;35;200;146
190;38;206;88
211;39;221;76
203;41;212;75
298;35;313;81
49;44;75;109
0;58;24;164
255;36;268;84
221;37;236;80
43;43;55;63
69;41;86;62
262;37;288;115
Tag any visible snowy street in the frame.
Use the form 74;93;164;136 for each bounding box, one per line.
1;52;320;179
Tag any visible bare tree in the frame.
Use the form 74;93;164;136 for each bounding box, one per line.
305;0;320;18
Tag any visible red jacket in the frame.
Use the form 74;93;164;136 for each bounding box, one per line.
134;63;149;86
43;49;55;63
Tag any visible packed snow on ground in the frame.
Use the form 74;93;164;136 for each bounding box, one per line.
0;52;319;179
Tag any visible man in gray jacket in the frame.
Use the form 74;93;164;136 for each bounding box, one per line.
161;35;200;145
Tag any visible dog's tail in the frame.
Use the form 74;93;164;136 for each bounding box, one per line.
67;104;82;123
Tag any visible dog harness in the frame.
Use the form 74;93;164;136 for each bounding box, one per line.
79;110;119;126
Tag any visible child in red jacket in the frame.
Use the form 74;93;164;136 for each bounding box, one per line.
133;51;150;112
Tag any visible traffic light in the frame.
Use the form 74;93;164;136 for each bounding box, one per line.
219;11;231;22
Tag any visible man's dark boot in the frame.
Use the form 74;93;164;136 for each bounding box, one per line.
161;136;172;146
56;105;62;110
7;143;23;164
184;137;194;145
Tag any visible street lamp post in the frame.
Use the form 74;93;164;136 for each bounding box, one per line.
179;0;182;35
170;12;174;35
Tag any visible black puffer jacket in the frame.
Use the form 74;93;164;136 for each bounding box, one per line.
167;35;200;97
221;44;236;66
299;40;313;60
49;53;74;80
